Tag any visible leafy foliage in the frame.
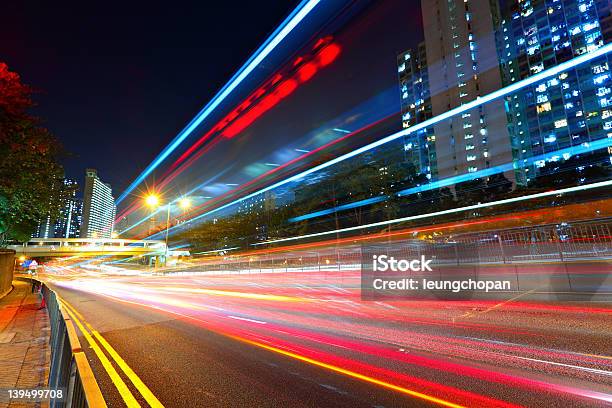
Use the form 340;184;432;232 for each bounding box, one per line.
0;63;66;244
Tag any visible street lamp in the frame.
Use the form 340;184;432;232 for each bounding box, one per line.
144;194;191;264
145;194;160;207
178;197;191;210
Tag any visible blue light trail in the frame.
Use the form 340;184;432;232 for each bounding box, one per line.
252;179;612;246
115;0;322;205
145;44;612;239
288;195;388;222
287;138;612;223
118;168;232;235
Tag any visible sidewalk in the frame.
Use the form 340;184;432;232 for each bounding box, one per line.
0;280;50;408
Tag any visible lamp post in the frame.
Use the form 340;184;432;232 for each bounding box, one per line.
145;194;191;265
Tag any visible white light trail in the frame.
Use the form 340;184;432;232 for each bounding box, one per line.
251;179;612;245
149;44;612;239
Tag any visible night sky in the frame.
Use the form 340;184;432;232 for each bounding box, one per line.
1;1;300;191
1;0;422;204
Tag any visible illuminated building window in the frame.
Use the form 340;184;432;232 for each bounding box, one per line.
537;102;552;113
593;63;609;74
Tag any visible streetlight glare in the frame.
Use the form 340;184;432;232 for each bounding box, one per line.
178;198;191;210
145;194;160;207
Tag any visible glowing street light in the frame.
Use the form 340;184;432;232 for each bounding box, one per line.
143;194;191;264
145;194;160;208
178;198;191;210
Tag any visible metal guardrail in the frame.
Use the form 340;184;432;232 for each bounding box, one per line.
163;219;612;276
29;279;107;408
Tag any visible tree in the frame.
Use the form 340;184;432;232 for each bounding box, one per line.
0;63;66;245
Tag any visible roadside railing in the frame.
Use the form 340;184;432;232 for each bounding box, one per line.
21;278;106;407
153;219;611;286
178;218;612;271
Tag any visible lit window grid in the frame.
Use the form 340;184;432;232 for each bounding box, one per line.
500;0;612;181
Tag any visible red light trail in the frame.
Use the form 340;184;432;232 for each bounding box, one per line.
46;266;612;407
116;39;341;225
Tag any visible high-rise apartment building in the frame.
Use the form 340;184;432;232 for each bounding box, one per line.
53;179;82;238
80;169;116;238
421;0;513;181
397;42;437;178
398;0;612;187
498;0;612;183
397;0;514;183
33;178;81;239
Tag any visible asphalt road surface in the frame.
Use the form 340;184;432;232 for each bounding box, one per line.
43;267;612;408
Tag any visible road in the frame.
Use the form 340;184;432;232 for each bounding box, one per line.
42;266;612;407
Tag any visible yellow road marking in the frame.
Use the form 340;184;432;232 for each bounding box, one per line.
61;304;141;407
60;298;164;408
227;334;466;408
87;293;469;407
459;289;539;318
583;353;612;360
159;286;302;302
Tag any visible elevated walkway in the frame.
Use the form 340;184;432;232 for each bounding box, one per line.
8;238;166;257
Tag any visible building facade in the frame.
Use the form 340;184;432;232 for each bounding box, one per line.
498;0;612;184
397;0;612;187
80;169;116;238
53;179;82;238
421;0;513;181
33;178;81;239
397;42;438;179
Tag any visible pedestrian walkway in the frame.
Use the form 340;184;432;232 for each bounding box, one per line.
0;280;50;408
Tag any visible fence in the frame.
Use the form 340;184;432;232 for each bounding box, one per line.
153;219;611;296
26;279;106;407
167;219;611;274
449;219;612;263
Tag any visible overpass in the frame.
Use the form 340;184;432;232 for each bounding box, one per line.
8;238;167;258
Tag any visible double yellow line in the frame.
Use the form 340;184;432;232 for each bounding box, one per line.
59;297;164;408
59;296;466;408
